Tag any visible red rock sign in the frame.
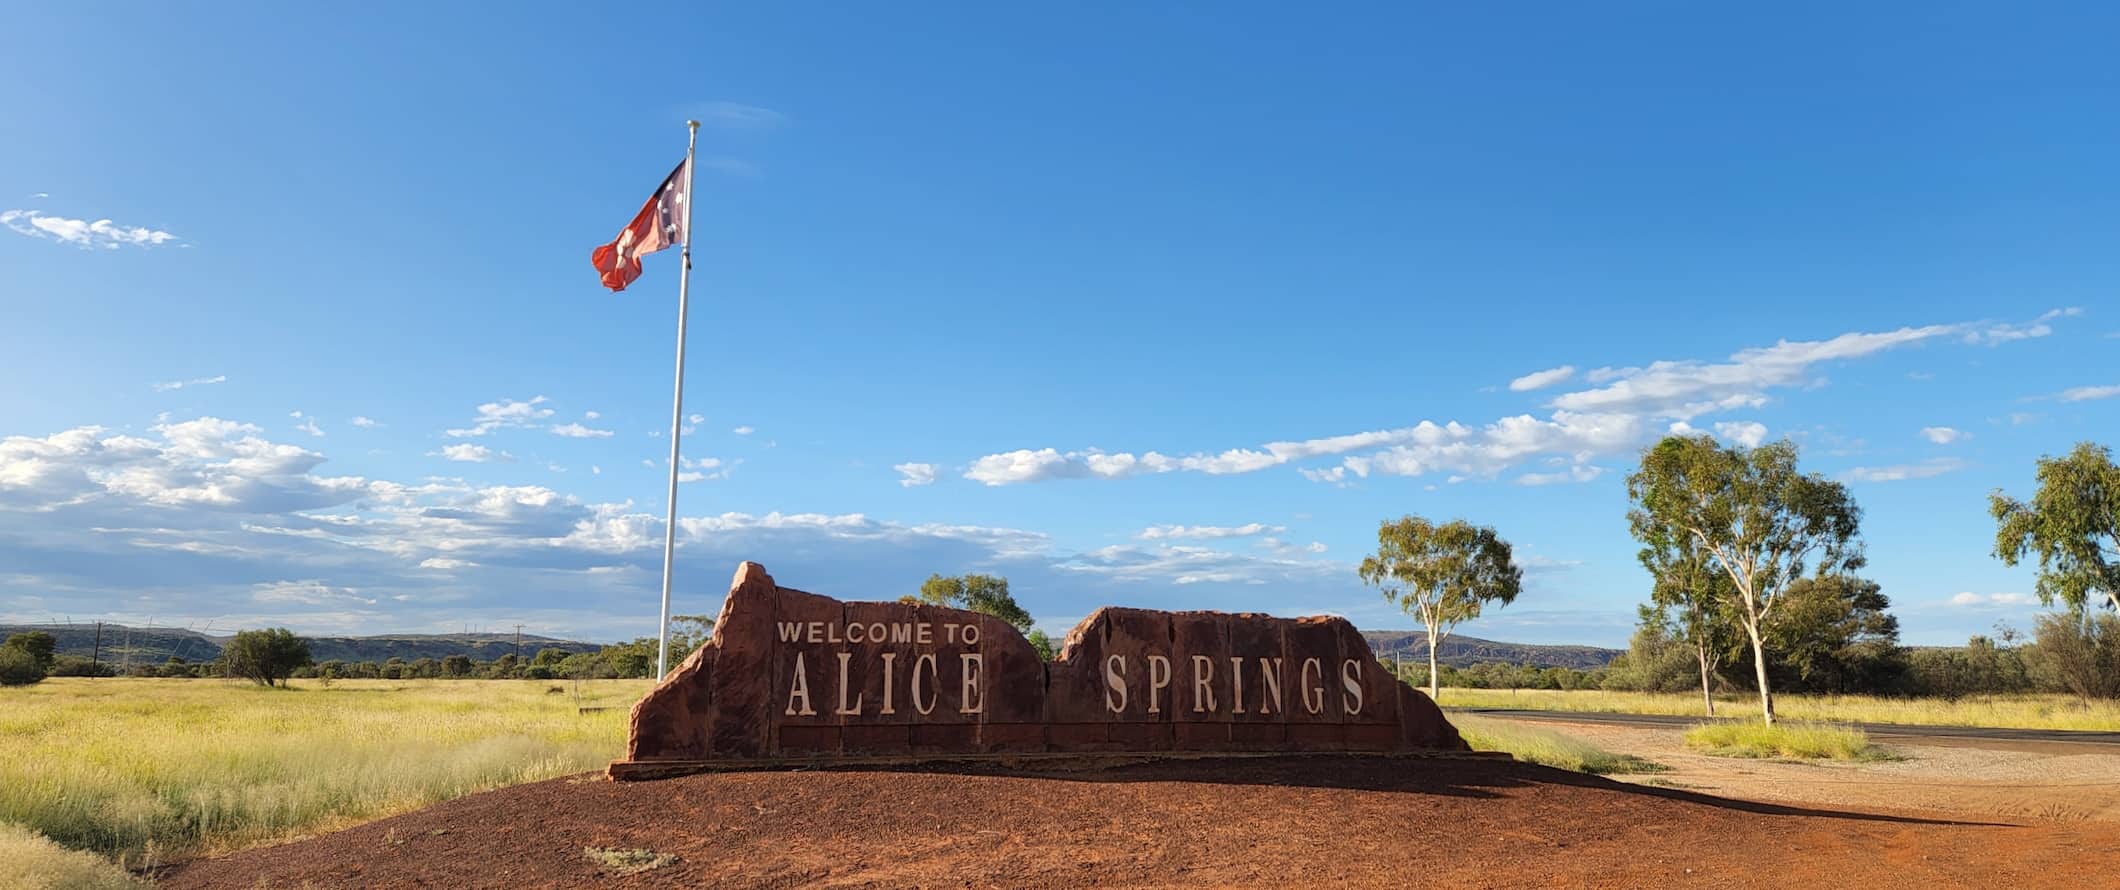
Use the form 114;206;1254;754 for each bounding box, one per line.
615;562;1467;774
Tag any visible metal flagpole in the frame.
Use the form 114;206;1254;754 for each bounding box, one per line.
656;120;701;680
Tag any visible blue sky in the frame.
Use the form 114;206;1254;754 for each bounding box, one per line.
2;4;2114;647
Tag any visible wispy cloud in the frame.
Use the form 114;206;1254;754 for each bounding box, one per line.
1947;591;2037;609
2050;384;2120;403
1508;365;1576;392
550;422;614;439
445;396;553;438
1842;457;1968;483
349;416;380;428
152;375;226;392
695;100;788;130
1137;523;1284;541
1920;426;1968;445
434;443;510;463
3;209;180;249
290;411;324;438
893;463;937;487
732;425;756;436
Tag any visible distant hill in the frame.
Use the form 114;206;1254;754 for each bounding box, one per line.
0;624;601;666
1361;631;1621;670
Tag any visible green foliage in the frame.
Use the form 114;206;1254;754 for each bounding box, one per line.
440;654;474;678
4;631;58;671
1599;621;1709;693
1628;435;1863;723
1991;441;2120;614
1359;515;1522;695
1027;629;1056;661
220;628;313;687
532;647;570;667
0;822;145;889
0;646;45;686
2029;611;2120;700
1903;633;2035;699
46;656;114;678
918;574;1035;634
1746;574;1903;694
1684;720;1887;760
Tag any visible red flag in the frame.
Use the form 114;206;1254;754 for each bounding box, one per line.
590;159;691;292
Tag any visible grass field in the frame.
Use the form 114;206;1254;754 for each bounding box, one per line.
0;677;650;873
1450;714;1664;774
1434;688;2120;731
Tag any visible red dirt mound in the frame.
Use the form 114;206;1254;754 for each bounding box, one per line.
163;755;2118;889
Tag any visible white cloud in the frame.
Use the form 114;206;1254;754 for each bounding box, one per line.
584;411;601;420
682;414;704;435
1138;523;1284;541
253;580;376;606
152;375;226;392
1966;308;2080;346
676;456;732;483
1508;365;1576;392
590;465;601;475
695;100;787;130
893;462;938;487
350;416;379;428
445;396;553;438
962;316;2054;488
435;443;510;463
1948;591;2038;608
294;417;324;438
1515;464;1605;486
1920;426;1968;445
550;423;614;439
732;426;755;436
1842;458;1968;483
1712;421;1768;448
3;209;180;249
2055;385;2120;403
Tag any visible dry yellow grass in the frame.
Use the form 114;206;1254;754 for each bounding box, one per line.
1434;688;2120;731
0;677;650;871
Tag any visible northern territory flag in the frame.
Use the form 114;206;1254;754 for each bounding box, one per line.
590;158;690;292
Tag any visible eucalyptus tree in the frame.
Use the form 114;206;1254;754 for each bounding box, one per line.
1627;436;1862;725
1358;515;1523;699
1990;441;2120;615
1626;505;1737;715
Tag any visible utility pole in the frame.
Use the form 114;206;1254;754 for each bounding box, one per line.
514;624;524;661
91;621;103;673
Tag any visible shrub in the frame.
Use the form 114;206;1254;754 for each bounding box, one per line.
0;646;46;686
2029;611;2120;700
220;628;313;687
1684;720;1885;760
47;656;115;678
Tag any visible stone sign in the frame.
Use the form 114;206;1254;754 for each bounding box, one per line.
611;562;1468;777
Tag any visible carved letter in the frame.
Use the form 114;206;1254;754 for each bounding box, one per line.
1147;655;1171;714
776;622;803;643
785;652;816;716
1104;655;1128;714
891;623;913;644
879;652;898;715
869;622;887;644
1191;655;1217;713
1301;658;1324;715
835;652;864;715
1258;658;1283;716
1341;659;1364;715
846;622;865;644
961;623;979;646
911;653;938;715
1229;657;1246;714
807;621;824;644
959;653;984;714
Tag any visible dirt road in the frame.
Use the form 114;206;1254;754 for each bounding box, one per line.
163;756;2119;889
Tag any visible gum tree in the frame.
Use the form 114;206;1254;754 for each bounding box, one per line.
1625;509;1737;716
1359;515;1523;699
1990;441;2120;615
1628;436;1862;725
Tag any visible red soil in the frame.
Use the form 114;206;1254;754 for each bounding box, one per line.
162;755;2119;889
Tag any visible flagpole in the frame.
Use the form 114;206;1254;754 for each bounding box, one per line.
656;120;701;680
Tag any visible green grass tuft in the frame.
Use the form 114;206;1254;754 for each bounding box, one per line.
1683;720;1891;761
0;822;146;889
1451;714;1666;775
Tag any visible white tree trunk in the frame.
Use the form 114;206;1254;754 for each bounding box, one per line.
1744;624;1775;725
1426;619;1442;700
1695;640;1716;717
